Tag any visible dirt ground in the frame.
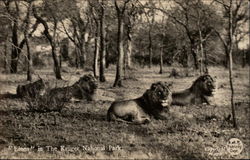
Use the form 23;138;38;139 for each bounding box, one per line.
0;66;249;159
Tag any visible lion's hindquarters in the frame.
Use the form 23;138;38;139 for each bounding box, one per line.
171;90;194;106
107;100;148;124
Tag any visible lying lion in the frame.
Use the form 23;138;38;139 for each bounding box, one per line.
16;78;46;98
0;78;45;99
45;74;98;102
107;81;172;124
171;74;216;106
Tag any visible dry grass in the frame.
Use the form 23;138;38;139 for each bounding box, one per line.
0;66;249;159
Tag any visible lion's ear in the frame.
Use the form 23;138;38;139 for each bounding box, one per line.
167;82;173;89
163;82;173;89
150;83;158;90
142;89;150;99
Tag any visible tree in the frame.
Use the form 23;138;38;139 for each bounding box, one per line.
113;0;130;87
167;0;200;69
3;1;21;73
24;1;33;81
33;3;62;79
99;0;106;82
59;0;91;69
124;1;142;70
144;1;156;68
88;0;107;81
3;0;39;74
214;0;248;128
89;1;101;78
158;16;166;74
0;2;11;72
147;0;219;70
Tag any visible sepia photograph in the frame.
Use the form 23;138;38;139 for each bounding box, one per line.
0;0;249;159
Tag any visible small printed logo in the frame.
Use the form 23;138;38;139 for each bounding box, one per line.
226;138;243;156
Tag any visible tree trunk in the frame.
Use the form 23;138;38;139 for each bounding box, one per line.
159;46;163;74
229;48;236;128
79;42;86;68
60;39;69;61
204;51;208;74
126;30;132;69
25;2;33;81
10;19;19;73
113;14;124;87
148;31;153;68
51;43;62;79
4;37;8;72
241;50;246;68
85;32;90;62
99;2;106;82
123;49;126;79
203;43;209;74
25;36;32;81
105;31;110;69
190;42;199;70
72;29;80;68
105;44;110;68
228;4;237;128
93;20;100;78
183;46;188;68
199;29;204;75
74;47;80;68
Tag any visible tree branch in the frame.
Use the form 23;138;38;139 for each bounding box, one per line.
214;29;228;54
33;7;53;45
61;20;78;47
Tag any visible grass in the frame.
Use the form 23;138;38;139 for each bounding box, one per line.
0;65;249;159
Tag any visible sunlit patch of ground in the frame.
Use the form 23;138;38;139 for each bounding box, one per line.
0;66;249;159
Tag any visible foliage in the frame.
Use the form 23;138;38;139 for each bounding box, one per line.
0;0;248;78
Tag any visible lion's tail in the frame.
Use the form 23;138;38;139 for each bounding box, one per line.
0;93;19;99
107;108;113;122
107;103;117;122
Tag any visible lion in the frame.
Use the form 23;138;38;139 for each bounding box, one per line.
16;78;46;98
26;74;98;112
107;81;172;124
171;74;216;106
46;74;98;102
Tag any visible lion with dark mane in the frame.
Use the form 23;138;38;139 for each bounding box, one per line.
171;74;216;106
107;81;172;124
46;74;98;102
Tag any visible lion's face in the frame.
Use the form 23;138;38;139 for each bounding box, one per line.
144;82;172;108
77;74;98;93
34;79;46;95
196;75;216;96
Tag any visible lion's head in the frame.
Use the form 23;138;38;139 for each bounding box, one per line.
32;79;46;94
74;74;98;94
142;81;172;111
191;74;216;96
